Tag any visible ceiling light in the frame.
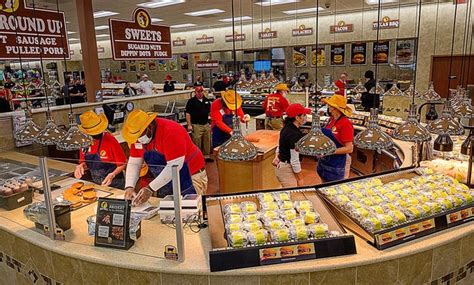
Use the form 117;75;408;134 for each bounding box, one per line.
151;18;164;22
67;31;76;35
365;0;398;4
68;38;79;41
219;16;252;22
93;11;119;18
95;25;109;31
138;0;185;9
282;7;324;15
96;34;110;38
256;0;299;6
170;23;196;28
185;9;224;16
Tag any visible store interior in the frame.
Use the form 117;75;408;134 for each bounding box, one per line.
0;0;474;284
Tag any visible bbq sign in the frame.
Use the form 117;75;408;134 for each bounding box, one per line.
0;0;70;60
109;8;171;60
373;16;400;30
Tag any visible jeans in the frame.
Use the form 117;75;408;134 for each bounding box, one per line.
191;169;208;195
274;162;297;187
191;123;211;156
317;161;345;183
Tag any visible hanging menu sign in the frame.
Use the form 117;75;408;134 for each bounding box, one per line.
0;0;70;60
94;198;134;250
395;39;416;64
330;21;354;33
351;43;367;65
293;46;307;67
195;60;219;69
330;44;346;66
373;16;400;30
225;33;246;42
373;41;390;64
259;28;278;39
196;34;214;45
173;37;186;46
311;45;325;67
292;25;313;37
109;8;171;60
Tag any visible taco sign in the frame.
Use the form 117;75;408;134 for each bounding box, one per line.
109;8;172;60
0;0;70;60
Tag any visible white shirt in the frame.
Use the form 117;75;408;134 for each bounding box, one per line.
138;80;154;95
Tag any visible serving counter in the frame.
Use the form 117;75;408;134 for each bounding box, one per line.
0;152;473;285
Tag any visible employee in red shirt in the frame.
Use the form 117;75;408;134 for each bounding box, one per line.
317;95;354;182
122;109;207;205
335;72;348;96
75;111;126;189
210;89;250;148
262;83;290;130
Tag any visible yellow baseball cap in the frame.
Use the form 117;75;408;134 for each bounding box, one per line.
275;83;289;92
121;109;157;145
221;89;242;111
79;111;108;136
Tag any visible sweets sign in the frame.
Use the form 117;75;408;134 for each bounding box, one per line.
0;0;70;60
109;8;172;60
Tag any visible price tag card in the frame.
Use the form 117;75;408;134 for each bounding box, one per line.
94;198;133;249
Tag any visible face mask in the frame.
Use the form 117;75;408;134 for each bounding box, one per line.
91;134;102;140
138;134;152;144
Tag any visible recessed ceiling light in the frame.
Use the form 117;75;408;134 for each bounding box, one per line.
365;0;397;4
170;23;196;28
256;0;299;6
95;25;109;31
68;38;79;41
184;9;225;16
66;21;70;24
282;7;324;15
96;34;109;38
67;31;76;35
152;18;164;22
93;11;119;18
137;0;185;9
219;16;252;22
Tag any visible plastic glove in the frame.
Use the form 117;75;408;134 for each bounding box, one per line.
124;187;137;200
132;186;153;206
74;164;85;179
101;173;115;186
243;114;251;122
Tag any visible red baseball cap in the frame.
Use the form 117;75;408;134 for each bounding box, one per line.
165;75;172;80
194;86;204;92
286;103;311;118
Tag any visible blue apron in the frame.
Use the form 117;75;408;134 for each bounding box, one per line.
212;111;234;148
317;117;347;182
144;134;197;198
84;137;125;189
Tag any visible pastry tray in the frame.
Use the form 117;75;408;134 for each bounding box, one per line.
204;188;356;272
316;167;474;250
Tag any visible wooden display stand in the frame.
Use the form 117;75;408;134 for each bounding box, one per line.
215;130;281;193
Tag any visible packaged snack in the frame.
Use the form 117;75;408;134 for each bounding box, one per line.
403;206;424;219
351;182;364;189
321;187;339;197
307;223;329;238
301;211;320;224
264;219;286;230
406;197;420;206
335;195;350;205
247;229;268;246
338;184;353;194
223;203;242;215
382;203;398;212
228;230;247;248
286;217;306;228
226;223;244;232
436;197;454;211
244;213;260;223
260;201;279;211
345;201;363;211
270;228;290;242
374;186;389;195
376;214;394;228
273;191;291;201
361;216;382;232
280;209;298;221
243;221;263;232
290;225;309;240
352;207;370;219
382;193;398;202
240;201;258;213
456;193;473;204
349;190;364;199
365;188;378;196
225;213;243;224
388;210;407;224
258;193;274;203
279;200;295;210
261;210;279;221
367;178;383;187
370;205;385;215
360;197;375;206
448;195;464;207
294;200;313;212
425;201;442;214
371;196;385;205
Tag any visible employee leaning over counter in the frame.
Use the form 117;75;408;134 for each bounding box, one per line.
75;111;126;189
262;83;290;131
273;104;311;187
317;95;354;182
122;110;208;205
210;90;250;148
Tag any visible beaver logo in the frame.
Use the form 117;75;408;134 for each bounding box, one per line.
0;0;20;13
136;10;150;28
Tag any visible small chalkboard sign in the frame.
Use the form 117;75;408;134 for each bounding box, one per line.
94;198;134;250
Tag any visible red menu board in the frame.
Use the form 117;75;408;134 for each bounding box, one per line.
109;8;172;60
0;0;69;60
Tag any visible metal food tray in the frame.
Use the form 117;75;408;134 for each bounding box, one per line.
316;168;474;250
204;188;356;272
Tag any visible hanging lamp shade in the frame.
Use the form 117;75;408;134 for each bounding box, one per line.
354;80;367;94
57;114;92;151
35;117;67;146
426;100;464;135
369;81;385;95
402;83;420;98
384;84;403;96
295;112;336;156
309;82;322;93
433;133;454;152
461;128;474;155
14;115;42;144
422;82;441;101
452;99;473;119
323;82;339;93
291;81;304;92
354;108;394;151
392;104;431;142
218;116;258;161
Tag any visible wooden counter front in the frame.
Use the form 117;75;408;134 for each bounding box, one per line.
215;130;281;193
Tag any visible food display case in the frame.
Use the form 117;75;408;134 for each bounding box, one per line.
241;94;266;116
204;188;357;272
317;167;474;250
